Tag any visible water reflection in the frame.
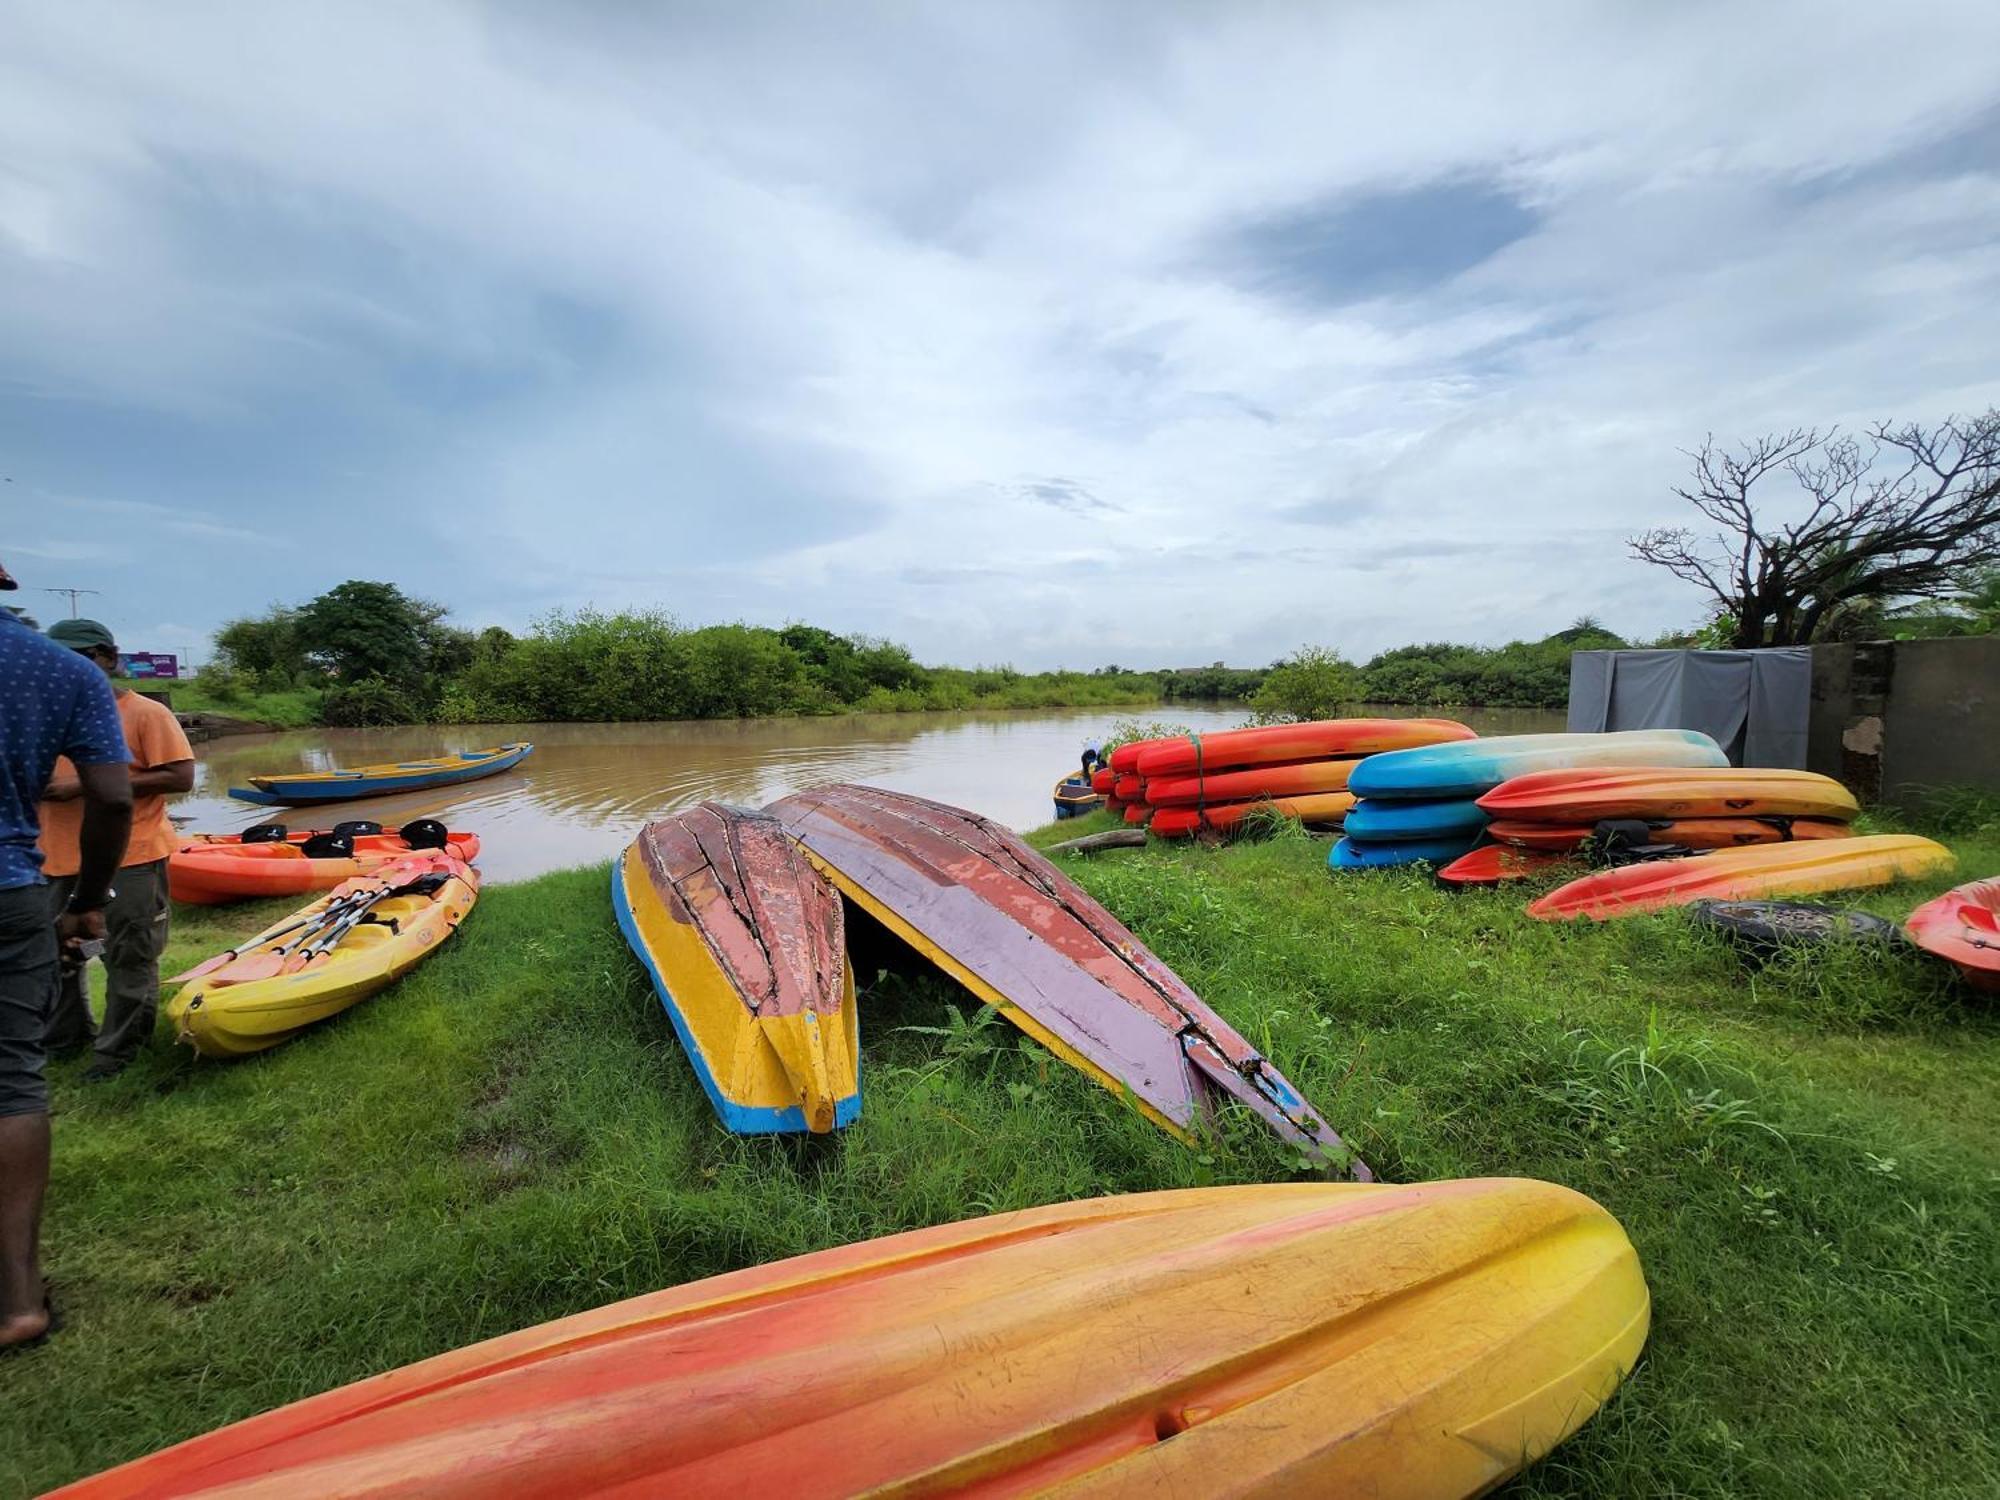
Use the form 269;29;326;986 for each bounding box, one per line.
178;705;1562;882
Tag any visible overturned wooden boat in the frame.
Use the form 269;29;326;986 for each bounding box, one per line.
614;803;857;1135
50;1178;1649;1499
768;784;1366;1173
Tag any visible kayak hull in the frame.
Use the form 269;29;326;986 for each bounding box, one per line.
1904;878;2000;992
1476;767;1860;823
1529;835;1955;921
51;1179;1649;1500
1143;758;1359;806
1149;791;1355;839
1437;845;1576;887
1331;834;1485;870
228;743;533;806
164;853;478;1057
1343;797;1489;843
1134;718;1475;779
168;832;482;905
1486;817;1852;852
1350;731;1727;802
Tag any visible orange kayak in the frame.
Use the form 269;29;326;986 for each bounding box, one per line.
1905;879;2000;992
1529;835;1954;921
1113;773;1146;802
169;829;482;905
1437;844;1575;886
1150;791;1356;838
1487;817;1853;852
50;1179;1648;1500
1134;719;1474;779
1123;802;1153;825
1145;758;1359;806
1477;767;1859;823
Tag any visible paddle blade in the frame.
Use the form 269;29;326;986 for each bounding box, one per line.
199;951;287;986
170;952;236;983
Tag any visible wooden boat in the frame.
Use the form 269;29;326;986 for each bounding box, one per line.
227;743;533;806
1905;878;2000;992
168;825;481;905
165;852;479;1057
614;804;857;1134
768;784;1366;1173
49;1178;1649;1500
1476;766;1860;823
1529;835;1954;921
1052;772;1104;819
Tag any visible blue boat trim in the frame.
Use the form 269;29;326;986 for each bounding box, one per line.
229;743;534;805
1330;833;1486;870
610;860;859;1136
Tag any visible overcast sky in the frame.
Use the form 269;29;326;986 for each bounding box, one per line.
4;2;1999;670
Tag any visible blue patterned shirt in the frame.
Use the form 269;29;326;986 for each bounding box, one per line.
0;612;129;888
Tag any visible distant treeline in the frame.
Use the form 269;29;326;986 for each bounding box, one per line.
187;581;1635;727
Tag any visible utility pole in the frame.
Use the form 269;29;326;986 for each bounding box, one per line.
42;587;100;618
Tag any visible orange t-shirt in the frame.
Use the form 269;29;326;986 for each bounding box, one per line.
39;690;196;877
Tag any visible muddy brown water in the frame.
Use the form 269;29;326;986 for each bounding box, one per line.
177;706;1564;883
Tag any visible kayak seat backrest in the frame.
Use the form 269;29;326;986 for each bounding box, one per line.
241;822;290;844
331;820;385;838
300;831;357;860
400;818;451;851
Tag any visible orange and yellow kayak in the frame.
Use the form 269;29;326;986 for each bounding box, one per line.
1145;758;1359;806
1134;718;1475;779
1477;767;1859;823
1149;791;1356;838
1437;844;1575;886
1486;816;1852;852
169;830;481;905
1529;835;1954;921
1905;878;2000;992
50;1178;1648;1500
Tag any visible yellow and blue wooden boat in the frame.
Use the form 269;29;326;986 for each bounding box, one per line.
1052;770;1103;819
614;803;859;1134
228;742;533;806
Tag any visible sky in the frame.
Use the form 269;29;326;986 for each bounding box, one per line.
4;1;1999;672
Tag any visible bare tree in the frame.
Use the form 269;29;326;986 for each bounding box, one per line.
1631;412;2000;647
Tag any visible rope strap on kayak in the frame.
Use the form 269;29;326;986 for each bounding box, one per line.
1190;733;1207;830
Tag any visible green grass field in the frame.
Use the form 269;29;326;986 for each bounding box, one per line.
4;812;1996;1497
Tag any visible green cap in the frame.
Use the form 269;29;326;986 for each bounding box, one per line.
46;617;117;652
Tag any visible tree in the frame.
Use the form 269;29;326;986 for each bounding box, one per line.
1631;413;2000;647
296;580;438;686
1250;646;1365;723
213;607;308;681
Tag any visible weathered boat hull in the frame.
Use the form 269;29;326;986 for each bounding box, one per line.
50;1179;1649;1500
768;784;1365;1173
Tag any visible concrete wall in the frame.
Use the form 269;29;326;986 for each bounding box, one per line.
1809;636;1999;805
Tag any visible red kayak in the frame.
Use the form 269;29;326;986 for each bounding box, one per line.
1135;719;1474;780
1113;774;1146;802
1122;803;1153;826
1145;758;1359;807
1477;767;1860;823
1090;767;1116;795
1486;817;1852;852
1905;878;2000;992
1149;792;1355;839
1437;845;1575;887
169;825;481;906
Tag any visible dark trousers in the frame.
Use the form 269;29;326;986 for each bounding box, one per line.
0;886;57;1116
44;858;170;1066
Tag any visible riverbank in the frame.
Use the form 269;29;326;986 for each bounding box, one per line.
5;815;1995;1495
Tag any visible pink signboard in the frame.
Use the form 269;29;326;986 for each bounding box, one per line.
118;653;180;680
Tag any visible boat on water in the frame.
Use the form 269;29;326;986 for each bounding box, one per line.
614;803;858;1134
227;742;534;806
50;1178;1648;1500
1052;771;1104;819
768;783;1366;1173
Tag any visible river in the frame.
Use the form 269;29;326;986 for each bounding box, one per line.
178;705;1564;882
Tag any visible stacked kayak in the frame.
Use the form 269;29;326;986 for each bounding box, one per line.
168;820;480;905
1109;719;1473;840
1904;878;2000;991
1335;730;1728;872
1528;835;1954;921
165;851;479;1056
51;1179;1648;1500
228;742;533;806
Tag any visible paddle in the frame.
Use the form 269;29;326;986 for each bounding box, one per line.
182;867;454;986
168;893;377;983
278;872;455;975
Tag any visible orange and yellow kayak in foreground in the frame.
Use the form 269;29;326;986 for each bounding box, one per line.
1529;834;1954;921
1905;878;2000;992
1477;767;1860;823
51;1178;1648;1500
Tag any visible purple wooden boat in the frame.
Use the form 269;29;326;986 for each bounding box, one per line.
768;784;1368;1177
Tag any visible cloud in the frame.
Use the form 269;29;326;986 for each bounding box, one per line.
1009;477;1120;515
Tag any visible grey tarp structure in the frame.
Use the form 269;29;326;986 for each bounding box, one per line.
1568;648;1811;768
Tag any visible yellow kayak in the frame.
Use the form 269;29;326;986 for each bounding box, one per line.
166;852;479;1057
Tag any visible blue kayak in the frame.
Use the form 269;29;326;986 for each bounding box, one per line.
1348;730;1727;802
1343;797;1489;843
229;743;535;806
1330;833;1486;870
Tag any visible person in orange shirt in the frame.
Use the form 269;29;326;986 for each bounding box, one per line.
38;620;195;1081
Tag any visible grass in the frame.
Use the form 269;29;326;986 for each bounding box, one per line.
147;679;324;729
4;814;1997;1496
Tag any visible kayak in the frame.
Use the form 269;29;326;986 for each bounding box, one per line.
1438;844;1575;887
1487;816;1853;852
1114;773;1146;802
1108;733;1178;774
1529;835;1954;921
164;852;478;1058
1331;833;1486;870
1090;766;1116;795
1144;757;1359;806
1904;878;2000;992
1052;773;1104;820
1123;802;1153;825
615;804;857;1135
168;827;481;905
228;742;533;806
1149;791;1355;839
1477;767;1860;823
1135;718;1474;779
1350;730;1728;802
1343;797;1489;843
769;785;1366;1171
50;1178;1648;1500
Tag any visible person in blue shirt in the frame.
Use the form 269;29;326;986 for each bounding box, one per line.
0;558;133;1352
